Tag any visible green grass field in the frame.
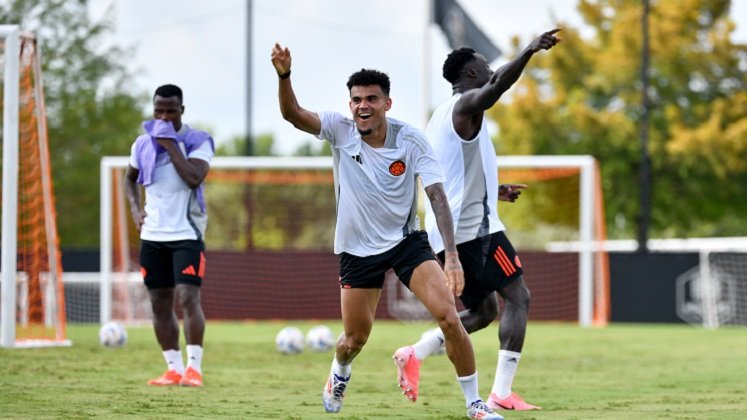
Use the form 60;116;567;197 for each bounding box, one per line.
1;321;745;419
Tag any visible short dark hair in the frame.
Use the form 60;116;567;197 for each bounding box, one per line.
442;47;477;84
346;69;390;96
154;84;183;103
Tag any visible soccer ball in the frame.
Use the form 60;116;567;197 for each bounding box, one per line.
305;325;336;352
99;321;127;348
275;326;304;355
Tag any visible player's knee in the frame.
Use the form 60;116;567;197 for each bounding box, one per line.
506;283;531;312
176;287;201;310
436;311;463;336
344;332;368;353
475;306;498;329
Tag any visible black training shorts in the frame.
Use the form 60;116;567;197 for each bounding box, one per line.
339;231;437;289
438;231;523;310
139;239;206;290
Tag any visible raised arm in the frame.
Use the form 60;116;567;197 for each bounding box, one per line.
454;29;561;137
425;182;465;296
271;43;321;135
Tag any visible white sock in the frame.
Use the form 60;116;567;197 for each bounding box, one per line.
331;357;351;378
457;372;481;408
186;344;203;374
163;349;184;374
412;328;445;360
492;350;521;398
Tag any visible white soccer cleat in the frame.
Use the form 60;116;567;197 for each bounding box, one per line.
322;372;350;413
467;399;504;420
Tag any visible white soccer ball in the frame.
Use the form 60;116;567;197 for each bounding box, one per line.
275;326;305;355
99;321;127;348
305;325;336;352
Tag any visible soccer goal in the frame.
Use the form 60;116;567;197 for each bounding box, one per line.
0;26;70;348
99;155;609;327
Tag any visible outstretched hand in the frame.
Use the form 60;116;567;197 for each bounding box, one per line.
529;28;561;52
499;183;527;202
271;43;292;76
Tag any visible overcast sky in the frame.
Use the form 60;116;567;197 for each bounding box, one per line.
89;0;747;155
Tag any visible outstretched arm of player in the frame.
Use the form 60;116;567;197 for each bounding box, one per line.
499;183;528;202
457;28;561;117
425;182;465;296
124;166;146;231
271;43;321;135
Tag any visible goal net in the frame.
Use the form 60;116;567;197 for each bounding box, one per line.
0;27;69;348
99;155;609;327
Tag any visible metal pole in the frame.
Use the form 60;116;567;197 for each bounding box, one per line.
422;0;433;129
637;0;652;253
245;0;253;156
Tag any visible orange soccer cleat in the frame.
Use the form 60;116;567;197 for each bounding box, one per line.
487;392;541;411
179;367;203;387
147;370;183;386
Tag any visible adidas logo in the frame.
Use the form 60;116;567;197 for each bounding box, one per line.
182;265;197;275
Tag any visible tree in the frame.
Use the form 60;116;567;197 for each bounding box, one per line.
0;0;147;248
488;0;747;238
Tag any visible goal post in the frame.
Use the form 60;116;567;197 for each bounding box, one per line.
0;27;70;348
0;25;20;348
496;155;604;326
100;155;609;327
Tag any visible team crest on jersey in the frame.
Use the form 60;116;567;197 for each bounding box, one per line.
389;160;406;176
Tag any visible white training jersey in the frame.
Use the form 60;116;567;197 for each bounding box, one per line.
317;111;444;257
129;134;214;242
424;94;505;253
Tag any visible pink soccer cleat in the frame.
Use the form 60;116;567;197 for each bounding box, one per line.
487;392;541;411
393;346;421;402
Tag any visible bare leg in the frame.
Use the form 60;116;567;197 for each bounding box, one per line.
149;288;179;350
337;288;381;365
176;284;205;346
497;276;530;352
322;288;381;413
459;292;499;333
408;260;475;377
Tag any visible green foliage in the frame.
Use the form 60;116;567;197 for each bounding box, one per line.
1;321;746;418
0;0;147;247
208;134;335;251
205;173;336;252
488;0;747;238
216;133;276;156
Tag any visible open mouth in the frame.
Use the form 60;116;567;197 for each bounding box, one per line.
359;113;372;121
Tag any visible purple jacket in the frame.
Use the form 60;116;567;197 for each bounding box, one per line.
134;120;214;212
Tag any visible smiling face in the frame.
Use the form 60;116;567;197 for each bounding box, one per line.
348;84;391;139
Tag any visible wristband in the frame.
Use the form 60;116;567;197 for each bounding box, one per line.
279;70;291;79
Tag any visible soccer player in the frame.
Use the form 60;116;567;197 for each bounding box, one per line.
393;29;561;411
124;84;214;387
271;43;502;420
